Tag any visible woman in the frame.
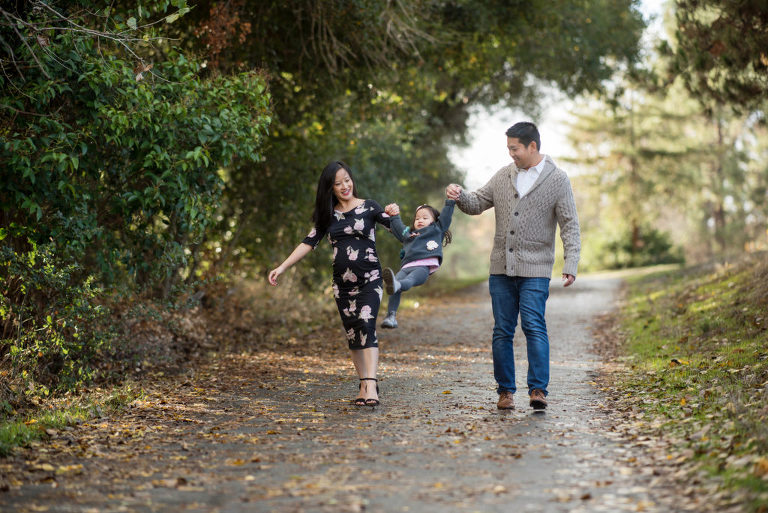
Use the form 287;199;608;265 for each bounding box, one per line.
268;161;394;407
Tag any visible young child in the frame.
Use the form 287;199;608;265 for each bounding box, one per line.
380;199;455;328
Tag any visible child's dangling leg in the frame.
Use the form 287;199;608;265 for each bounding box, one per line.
381;266;430;329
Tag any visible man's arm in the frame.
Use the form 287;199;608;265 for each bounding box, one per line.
556;178;581;279
446;171;497;215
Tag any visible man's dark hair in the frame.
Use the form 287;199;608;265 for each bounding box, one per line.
505;122;541;152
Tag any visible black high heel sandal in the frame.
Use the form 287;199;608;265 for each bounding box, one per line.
353;379;368;406
361;378;380;407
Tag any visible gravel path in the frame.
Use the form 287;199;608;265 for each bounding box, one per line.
1;275;685;512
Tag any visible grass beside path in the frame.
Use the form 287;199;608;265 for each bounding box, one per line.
0;385;140;457
599;253;768;512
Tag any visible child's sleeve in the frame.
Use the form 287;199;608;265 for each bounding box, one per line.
437;199;456;232
389;215;409;243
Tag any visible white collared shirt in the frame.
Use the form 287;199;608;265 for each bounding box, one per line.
516;156;545;197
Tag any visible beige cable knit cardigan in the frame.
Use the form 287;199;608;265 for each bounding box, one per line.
456;155;581;278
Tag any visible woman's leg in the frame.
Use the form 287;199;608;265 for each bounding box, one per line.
350;347;379;401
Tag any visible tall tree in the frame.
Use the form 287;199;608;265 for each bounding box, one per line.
567;80;768;266
661;0;768;111
565;80;699;267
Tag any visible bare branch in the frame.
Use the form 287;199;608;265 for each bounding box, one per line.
1;9;51;79
0;102;49;117
0;3;176;81
0;31;18;68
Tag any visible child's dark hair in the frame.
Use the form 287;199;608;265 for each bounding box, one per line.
413;205;452;246
312;160;358;232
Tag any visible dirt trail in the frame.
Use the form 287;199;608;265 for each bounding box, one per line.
2;276;689;512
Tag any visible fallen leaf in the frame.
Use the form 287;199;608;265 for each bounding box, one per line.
753;457;768;477
55;464;83;475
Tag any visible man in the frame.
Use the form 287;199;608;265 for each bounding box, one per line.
446;121;580;411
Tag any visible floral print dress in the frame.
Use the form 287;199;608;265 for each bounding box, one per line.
303;200;392;350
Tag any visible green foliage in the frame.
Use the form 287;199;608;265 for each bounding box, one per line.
660;0;768;111
597;224;685;269
567;75;768;267
1;1;271;396
2;34;270;292
0;241;110;393
172;0;646;282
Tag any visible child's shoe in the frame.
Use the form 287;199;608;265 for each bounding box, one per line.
382;267;401;295
381;311;398;329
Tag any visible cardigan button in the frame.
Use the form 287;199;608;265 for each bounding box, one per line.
514;194;519;198
508;248;513;252
514;212;519;216
510;230;515;235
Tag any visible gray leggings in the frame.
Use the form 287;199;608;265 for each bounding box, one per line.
386;266;431;314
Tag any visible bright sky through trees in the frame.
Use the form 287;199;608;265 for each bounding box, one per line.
451;0;666;189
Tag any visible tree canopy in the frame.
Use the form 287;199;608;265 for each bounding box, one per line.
172;0;647;275
1;0;647;396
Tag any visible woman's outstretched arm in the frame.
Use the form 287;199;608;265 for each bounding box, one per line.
268;243;313;285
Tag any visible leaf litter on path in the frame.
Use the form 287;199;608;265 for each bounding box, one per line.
0;277;733;512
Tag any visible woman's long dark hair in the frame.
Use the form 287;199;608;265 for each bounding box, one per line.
412;205;452;246
311;161;359;232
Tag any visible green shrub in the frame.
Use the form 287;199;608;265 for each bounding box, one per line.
0;1;271;397
600;225;685;269
0;240;111;396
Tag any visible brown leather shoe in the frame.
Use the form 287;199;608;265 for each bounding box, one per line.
529;389;547;410
497;391;515;410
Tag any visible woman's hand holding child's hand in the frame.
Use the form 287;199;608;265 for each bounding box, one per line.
384;203;400;216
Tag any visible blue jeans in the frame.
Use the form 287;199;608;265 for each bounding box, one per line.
386;266;431;313
488;274;550;396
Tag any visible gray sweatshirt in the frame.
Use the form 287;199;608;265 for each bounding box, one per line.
389;200;455;266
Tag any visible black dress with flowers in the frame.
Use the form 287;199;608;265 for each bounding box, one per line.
303;200;392;350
